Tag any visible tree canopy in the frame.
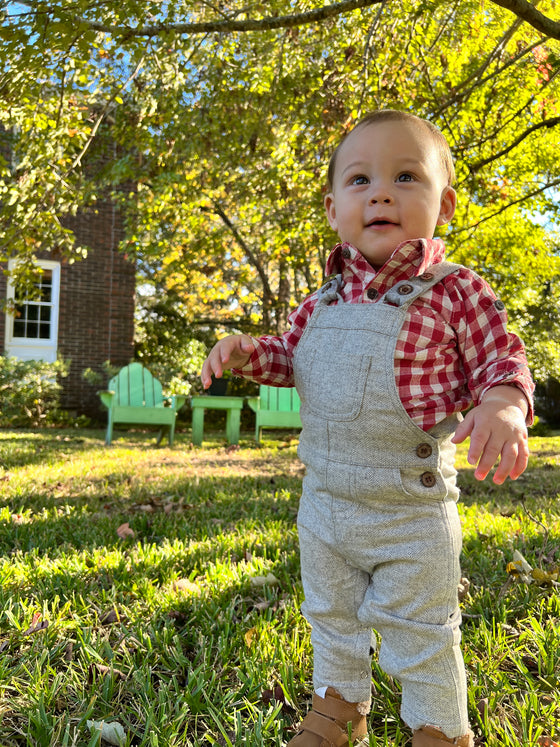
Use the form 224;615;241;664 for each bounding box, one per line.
1;0;559;381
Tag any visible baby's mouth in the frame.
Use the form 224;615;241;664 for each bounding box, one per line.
367;219;396;227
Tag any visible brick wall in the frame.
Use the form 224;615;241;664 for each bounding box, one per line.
59;200;136;417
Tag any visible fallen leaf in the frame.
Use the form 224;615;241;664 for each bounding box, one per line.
262;684;297;714
458;576;470;601
253;600;272;612
537;738;560;747
100;608;121;625
521;654;539;673
87;720;126;746
64;642;74;661
476;697;488;720
116;522;135;539
531;567;559;585
506;550;533;583
131;503;155;513
250;573;280;587
23;613;49;636
244;627;257;647
498;623;520;638
172;579;201;595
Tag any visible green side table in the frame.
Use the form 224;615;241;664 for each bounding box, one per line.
190;396;245;446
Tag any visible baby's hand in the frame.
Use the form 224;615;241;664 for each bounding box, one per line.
200;335;255;390
451;385;529;484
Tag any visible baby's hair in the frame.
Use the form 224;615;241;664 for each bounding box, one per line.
326;109;455;189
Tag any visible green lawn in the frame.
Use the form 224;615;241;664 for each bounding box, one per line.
0;429;558;746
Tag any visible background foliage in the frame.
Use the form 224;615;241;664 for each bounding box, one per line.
0;356;69;427
1;1;559;384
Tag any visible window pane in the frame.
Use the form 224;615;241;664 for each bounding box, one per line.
39;323;50;339
26;322;38;338
13;320;25;337
40;306;51;322
27;305;39;321
40;272;52;302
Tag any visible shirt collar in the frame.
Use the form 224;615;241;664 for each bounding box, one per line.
325;238;447;285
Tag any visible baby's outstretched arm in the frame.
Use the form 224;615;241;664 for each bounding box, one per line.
452;385;529;484
200;335;255;390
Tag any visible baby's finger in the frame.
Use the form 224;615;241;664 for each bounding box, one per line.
472;436;501;481
491;442;519;485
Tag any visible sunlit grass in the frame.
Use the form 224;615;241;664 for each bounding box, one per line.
0;429;558;745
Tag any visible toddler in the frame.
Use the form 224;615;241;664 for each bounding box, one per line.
201;110;533;747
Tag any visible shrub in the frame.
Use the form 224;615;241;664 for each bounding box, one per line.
0;356;69;427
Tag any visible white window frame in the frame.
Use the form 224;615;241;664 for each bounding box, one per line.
4;259;61;362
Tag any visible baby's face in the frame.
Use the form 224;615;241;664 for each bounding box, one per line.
324;120;456;269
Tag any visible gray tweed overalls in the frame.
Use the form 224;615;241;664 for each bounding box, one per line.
292;262;470;737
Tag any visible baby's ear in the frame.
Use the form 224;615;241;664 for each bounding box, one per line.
437;186;457;226
324;192;338;231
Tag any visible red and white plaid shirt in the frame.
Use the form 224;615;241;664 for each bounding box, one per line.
236;238;534;431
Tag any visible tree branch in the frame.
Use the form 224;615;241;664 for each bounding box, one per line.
206;201;274;305
16;0;560;40
490;0;560;40
68;0;386;37
453;177;560;235
469;116;560;172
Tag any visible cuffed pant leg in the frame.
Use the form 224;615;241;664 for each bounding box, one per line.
356;499;469;737
297;521;374;704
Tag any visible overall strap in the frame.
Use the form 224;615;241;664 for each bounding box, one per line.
383;261;462;308
316;262;462;308
316;273;344;305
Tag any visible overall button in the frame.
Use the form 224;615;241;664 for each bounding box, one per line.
341;247;352;259
420;471;437;487
397;283;414;295
366;287;378;300
416;442;433;459
419;272;434;281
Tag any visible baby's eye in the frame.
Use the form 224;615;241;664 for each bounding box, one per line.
397;173;414;182
350;175;369;186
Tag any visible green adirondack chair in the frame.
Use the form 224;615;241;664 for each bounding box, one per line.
98;362;186;445
247;385;302;443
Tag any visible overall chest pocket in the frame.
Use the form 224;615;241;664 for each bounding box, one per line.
294;341;372;421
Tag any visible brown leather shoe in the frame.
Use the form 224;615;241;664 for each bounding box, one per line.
287;688;368;746
412;725;474;747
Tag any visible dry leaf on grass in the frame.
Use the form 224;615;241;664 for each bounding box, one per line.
116;522;135;539
506;550;559;586
458;576;470;601
23;612;49;636
261;684;296;714
250;573;280;587
100;608;123;625
244;627;257;647
87;720;126;746
172;578;201;595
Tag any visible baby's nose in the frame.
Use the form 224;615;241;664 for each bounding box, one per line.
370;191;394;204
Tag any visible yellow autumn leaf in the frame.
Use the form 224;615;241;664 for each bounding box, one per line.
244;627;257;647
530;568;559;584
